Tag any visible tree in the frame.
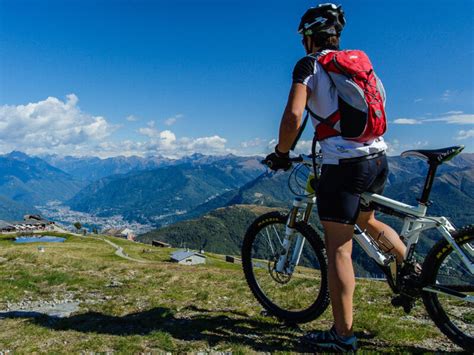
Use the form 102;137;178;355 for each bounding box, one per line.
73;222;82;231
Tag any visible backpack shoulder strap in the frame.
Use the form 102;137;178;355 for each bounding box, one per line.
290;111;309;151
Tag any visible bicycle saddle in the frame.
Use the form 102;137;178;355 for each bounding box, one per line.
401;145;464;164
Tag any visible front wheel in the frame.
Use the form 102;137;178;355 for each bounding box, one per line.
422;225;474;351
241;211;329;324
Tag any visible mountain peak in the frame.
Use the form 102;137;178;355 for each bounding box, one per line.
5;150;31;161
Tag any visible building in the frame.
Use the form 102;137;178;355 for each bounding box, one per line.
102;228;136;241
225;255;241;264
0;220;15;233
170;250;206;265
120;228;136;241
152;240;171;248
0;216;54;233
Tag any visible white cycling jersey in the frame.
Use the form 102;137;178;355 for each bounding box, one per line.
293;51;387;165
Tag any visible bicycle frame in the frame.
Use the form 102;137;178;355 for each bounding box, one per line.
362;192;474;276
274;156;474;299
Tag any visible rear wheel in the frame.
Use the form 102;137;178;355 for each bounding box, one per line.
242;211;329;323
422;225;474;351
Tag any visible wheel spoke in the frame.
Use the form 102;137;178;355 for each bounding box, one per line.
272;225;284;247
424;235;474;343
244;215;328;317
263;229;275;256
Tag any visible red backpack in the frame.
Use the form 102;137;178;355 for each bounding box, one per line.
310;50;387;142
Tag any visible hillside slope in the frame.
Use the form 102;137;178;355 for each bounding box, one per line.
68;160;264;225
177;154;474;229
0;232;462;352
0;152;84;204
138;205;278;255
138;204;385;277
0;195;39;220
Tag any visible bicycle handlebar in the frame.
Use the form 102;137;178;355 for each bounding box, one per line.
260;155;304;169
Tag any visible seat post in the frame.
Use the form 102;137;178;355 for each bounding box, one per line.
419;161;439;205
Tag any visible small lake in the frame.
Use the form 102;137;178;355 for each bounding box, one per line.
14;236;66;244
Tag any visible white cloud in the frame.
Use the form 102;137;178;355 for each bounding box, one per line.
441;89;456;102
267;139;277;150
240;138;314;156
0;95;234;158
241;138;264;148
136;121;229;158
393;118;422;125
126;115;138;122
164;114;183;126
138;126;160;138
164;118;177;126
386;139;429;156
182;135;226;151
414;98;423;103
455;129;474;141
159;130;177;148
391;113;473;126
0;94;113;156
86;133;232;159
293;140;314;154
425;114;474;125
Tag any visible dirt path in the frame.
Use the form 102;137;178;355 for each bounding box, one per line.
100;238;150;264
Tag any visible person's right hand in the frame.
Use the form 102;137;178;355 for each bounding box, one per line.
263;146;292;171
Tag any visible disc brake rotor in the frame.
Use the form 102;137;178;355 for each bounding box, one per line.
268;254;293;284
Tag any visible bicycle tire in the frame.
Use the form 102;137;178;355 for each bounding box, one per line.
422;225;474;351
241;211;329;324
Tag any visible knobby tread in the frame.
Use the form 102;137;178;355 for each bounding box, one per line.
422;225;474;352
241;211;329;324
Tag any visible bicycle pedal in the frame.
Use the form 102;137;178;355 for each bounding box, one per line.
403;304;413;314
391;295;415;314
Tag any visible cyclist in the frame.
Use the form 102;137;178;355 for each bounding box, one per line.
265;3;407;352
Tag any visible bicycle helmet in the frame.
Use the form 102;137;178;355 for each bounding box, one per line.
298;3;346;37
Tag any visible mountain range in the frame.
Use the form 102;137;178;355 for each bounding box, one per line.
0;151;85;207
1;150;472;277
67;156;264;225
1;151;472;227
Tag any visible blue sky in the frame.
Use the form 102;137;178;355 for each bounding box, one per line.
0;0;472;157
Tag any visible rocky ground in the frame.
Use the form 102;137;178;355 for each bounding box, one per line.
0;232;468;353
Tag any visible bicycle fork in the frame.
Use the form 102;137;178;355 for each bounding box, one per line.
275;198;313;275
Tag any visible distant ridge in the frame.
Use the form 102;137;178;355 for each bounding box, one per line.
0;195;39;221
0;152;85;205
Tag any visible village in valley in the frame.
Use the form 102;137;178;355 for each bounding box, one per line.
0;214;209;266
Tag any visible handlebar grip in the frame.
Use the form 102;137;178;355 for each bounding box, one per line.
261;159;273;168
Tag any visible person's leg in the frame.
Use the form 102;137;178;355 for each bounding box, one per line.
356;210;406;263
321;220;355;337
306;163;362;348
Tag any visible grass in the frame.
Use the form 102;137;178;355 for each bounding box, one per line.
0;232;465;353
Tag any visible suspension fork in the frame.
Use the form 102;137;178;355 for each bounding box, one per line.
275;198;309;274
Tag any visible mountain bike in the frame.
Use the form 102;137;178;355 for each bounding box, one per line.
241;145;473;351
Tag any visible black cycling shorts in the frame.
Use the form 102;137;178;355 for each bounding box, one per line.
316;154;389;225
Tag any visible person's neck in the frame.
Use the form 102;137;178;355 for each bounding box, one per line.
307;46;322;55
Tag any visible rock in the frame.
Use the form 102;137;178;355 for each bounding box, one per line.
106;280;123;288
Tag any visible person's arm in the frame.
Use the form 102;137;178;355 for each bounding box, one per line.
264;57;314;171
276;83;311;154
